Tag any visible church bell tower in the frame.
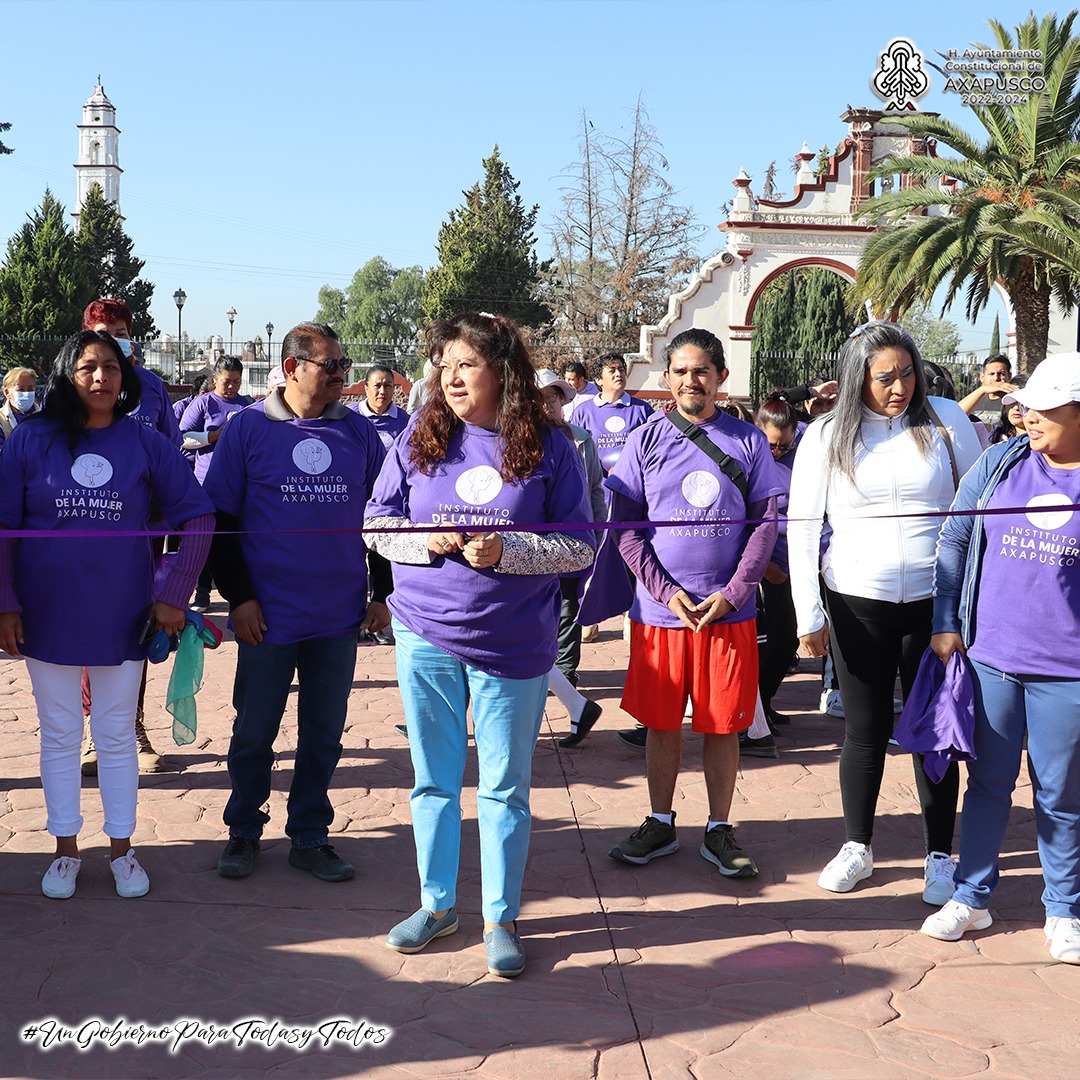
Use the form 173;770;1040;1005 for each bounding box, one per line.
73;79;122;228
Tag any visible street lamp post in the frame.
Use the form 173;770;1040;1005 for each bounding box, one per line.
226;307;236;355
173;287;186;379
265;321;274;364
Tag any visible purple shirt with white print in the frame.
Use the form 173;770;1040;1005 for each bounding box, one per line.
606;410;783;629
180;392;249;483
203;396;386;645
132;365;181;447
569;392;653;474
968;449;1080;678
0;417;213;665
365;420;595;679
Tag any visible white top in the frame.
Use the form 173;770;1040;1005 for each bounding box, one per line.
787;397;983;635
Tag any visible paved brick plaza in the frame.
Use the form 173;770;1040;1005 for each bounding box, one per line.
0;613;1076;1079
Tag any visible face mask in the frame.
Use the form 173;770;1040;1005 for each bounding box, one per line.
114;337;133;358
11;390;35;412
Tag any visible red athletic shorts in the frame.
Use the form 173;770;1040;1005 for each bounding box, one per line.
622;618;758;734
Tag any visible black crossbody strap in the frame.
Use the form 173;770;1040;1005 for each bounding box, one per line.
665;409;749;506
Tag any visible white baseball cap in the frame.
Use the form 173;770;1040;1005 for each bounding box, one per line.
1002;353;1080;411
535;368;577;403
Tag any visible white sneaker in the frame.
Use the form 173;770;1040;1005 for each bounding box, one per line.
819;689;845;718
922;852;957;905
1045;916;1080;964
893;697;904;714
920;899;992;940
110;849;150;898
818;842;873;892
41;855;81;899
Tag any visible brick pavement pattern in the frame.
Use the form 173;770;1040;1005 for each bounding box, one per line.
0;613;1075;1078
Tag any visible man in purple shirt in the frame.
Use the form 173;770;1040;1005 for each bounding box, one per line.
568;353;653;475
606;328;781;877
206;322;391;883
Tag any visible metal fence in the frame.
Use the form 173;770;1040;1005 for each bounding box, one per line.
751;350;978;408
0;335;426;396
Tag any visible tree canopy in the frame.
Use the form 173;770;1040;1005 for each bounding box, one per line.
0;190;90;368
752;268;855;357
76;183;157;337
0;120;12;155
422;147;549;327
854;11;1080;371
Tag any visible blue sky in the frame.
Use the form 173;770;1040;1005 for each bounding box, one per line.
0;0;1043;348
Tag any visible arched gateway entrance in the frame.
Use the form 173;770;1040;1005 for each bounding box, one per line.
625;107;1034;399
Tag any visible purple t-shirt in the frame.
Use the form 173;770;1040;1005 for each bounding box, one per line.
351;400;409;450
203;399;385;644
132;366;181;447
606;410;784;629
0;417;212;665
569;392;653;474
366;421;594;679
180;392;249;483
173;394;193;422
969;449;1080;677
769;422;806;574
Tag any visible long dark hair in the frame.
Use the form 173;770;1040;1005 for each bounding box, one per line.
409;312;551;481
755;391;800;432
35;331;141;450
823;321;933;484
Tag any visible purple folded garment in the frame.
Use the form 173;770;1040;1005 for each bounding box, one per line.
893;647;977;783
577;531;634;626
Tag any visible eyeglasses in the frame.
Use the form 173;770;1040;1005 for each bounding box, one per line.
769;440;796;454
298;356;352;375
1015;402;1080;417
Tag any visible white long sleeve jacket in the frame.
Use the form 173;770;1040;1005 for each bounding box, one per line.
788;397;983;636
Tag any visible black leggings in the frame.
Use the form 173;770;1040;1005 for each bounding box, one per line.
824;587;959;853
758;577;798;709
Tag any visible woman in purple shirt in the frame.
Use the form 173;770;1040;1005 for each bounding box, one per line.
365;312;595;978
0;332;214;902
922;353;1080;964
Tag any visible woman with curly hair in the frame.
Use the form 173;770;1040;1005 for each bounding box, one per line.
364;312;595;978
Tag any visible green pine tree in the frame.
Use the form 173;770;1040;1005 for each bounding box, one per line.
422;146;550;327
76;183;156;337
796;269;854;357
0;120;13;155
0;189;91;369
989;313;1001;354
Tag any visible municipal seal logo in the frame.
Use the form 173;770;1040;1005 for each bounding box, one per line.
455;465;503;506
1025;493;1074;531
604;416;626;433
292;439;332;475
682;470;721;508
71;454;113;489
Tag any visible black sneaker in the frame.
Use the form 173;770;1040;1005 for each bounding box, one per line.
700;824;758;877
739;731;779;759
191;590;211;613
766;706;790;727
218;836;260;879
288;843;354;882
609;814;679;864
615;726;648;753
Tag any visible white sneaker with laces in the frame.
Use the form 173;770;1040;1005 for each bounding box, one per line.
920;899;992;940
819;689;845;718
1045;916;1080;964
111;849;150;898
922;851;957;906
818;842;873;892
42;855;81;899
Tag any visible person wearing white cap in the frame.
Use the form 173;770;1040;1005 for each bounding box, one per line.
923;352;1080;964
536;369;607;746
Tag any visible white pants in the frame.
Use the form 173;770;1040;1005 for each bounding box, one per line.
26;658;144;838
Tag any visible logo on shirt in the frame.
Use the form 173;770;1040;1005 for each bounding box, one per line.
454;465;503;506
604;416;626;433
291;438;332;475
70;454;114;489
682;470;721;508
1025;493;1074;531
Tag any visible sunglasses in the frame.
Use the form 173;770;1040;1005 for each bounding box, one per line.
298;356;353;375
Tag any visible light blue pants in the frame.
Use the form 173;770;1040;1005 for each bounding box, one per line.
393;620;549;924
954;659;1080;918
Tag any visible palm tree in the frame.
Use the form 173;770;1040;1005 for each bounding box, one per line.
854;11;1080;371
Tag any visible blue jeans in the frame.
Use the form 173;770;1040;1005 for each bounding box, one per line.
393;620;548;924
954;659;1080;918
225;633;356;848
